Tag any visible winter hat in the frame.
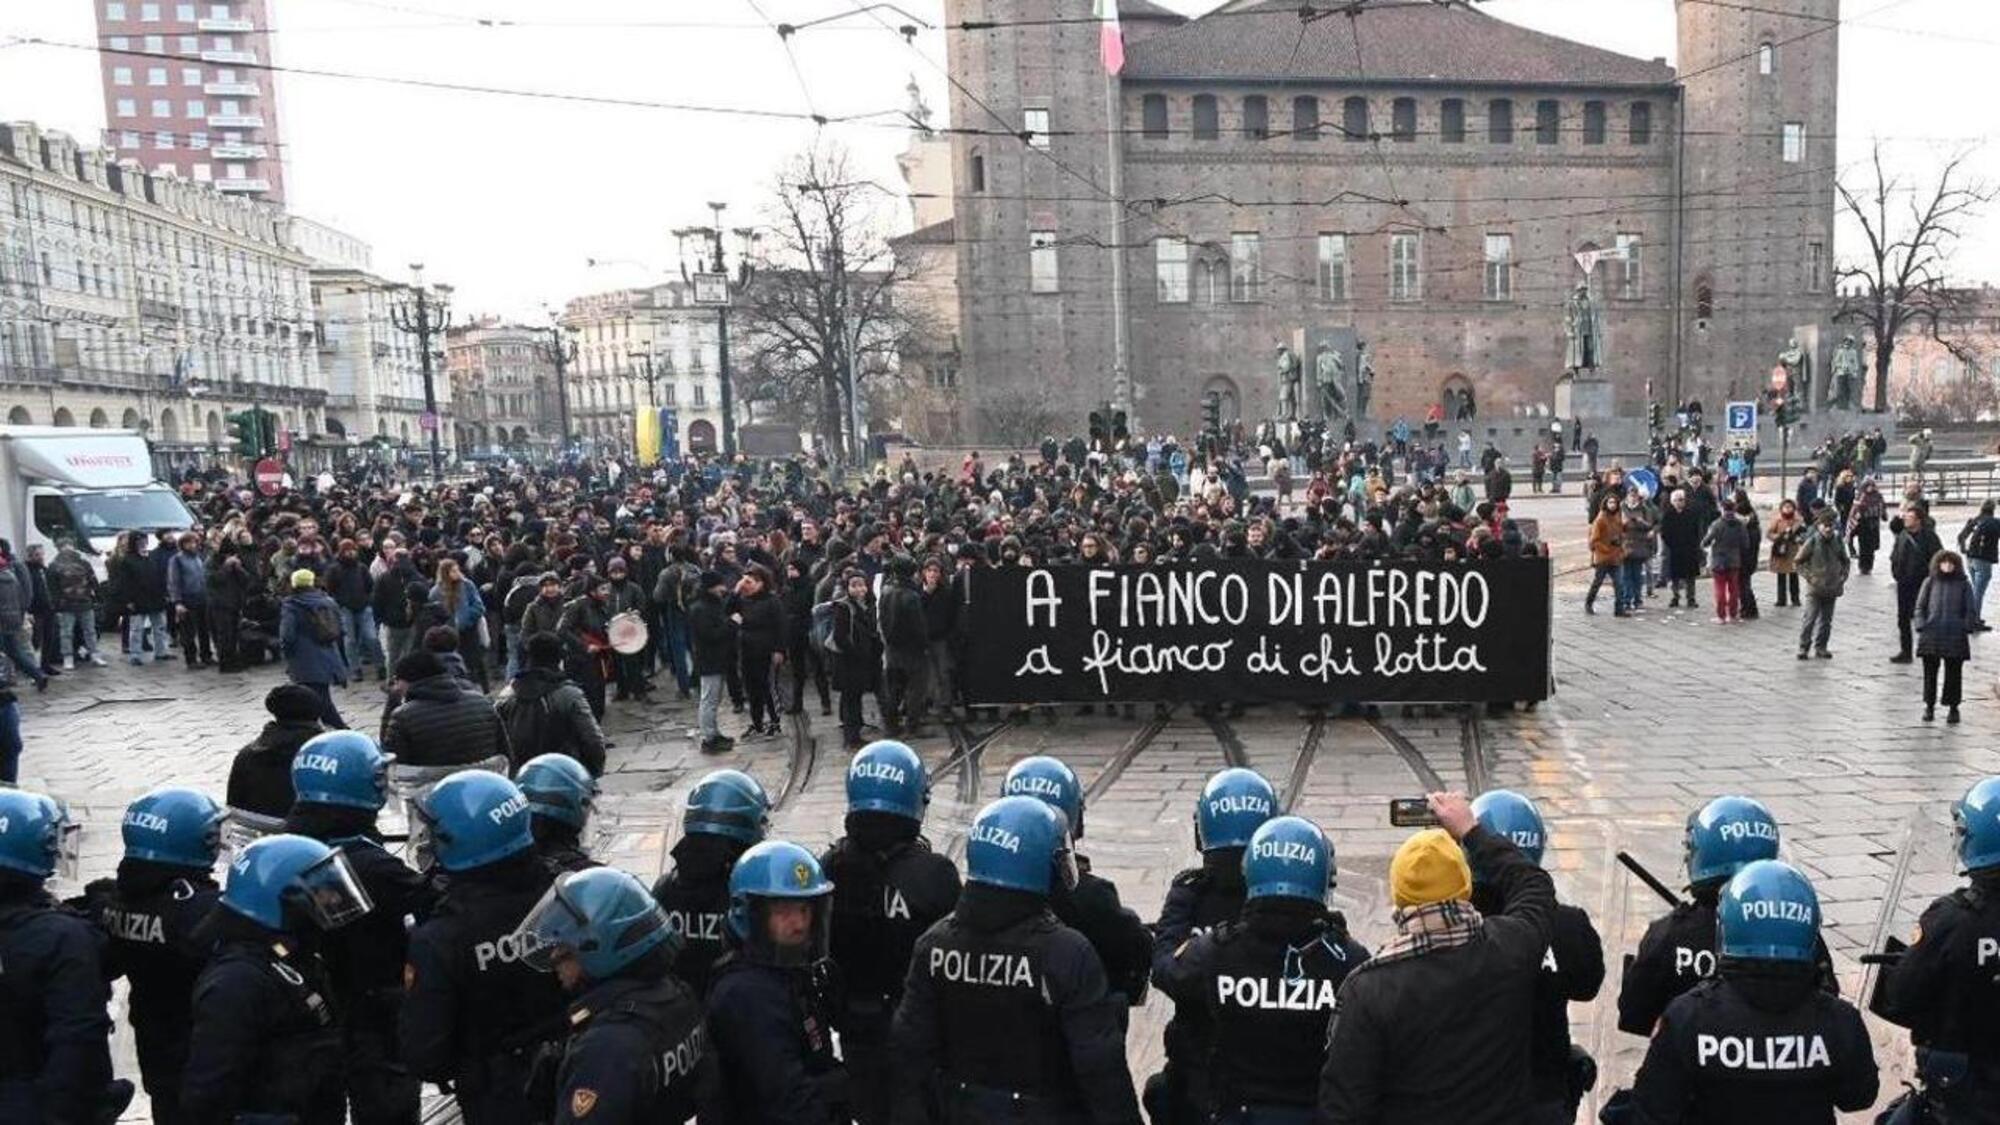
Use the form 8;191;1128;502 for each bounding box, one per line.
265;684;323;723
290;568;317;589
1389;829;1472;908
525;631;563;668
394;652;446;682
699;570;726;590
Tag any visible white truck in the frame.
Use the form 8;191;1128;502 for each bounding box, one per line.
0;426;196;578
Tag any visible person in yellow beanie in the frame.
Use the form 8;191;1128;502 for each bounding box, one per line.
1318;792;1556;1125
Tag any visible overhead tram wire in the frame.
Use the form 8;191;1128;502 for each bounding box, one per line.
742;0;829;126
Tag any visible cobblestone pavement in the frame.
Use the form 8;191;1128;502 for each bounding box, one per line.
22;511;1997;1121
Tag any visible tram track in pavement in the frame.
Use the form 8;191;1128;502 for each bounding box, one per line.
932;713;1025;859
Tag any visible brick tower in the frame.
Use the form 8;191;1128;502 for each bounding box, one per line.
1674;0;1840;411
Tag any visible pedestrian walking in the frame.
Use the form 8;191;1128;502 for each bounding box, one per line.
1766;500;1805;607
1914;549;1978;724
278;568;350;729
688;570;734;755
45;539;103;670
1659;490;1702;608
0;540;49;689
113;530;170;665
324;539;382;683
1586;497;1627;616
1621;492;1655;612
23;544;59;676
732;564;787;739
1733;494;1762;620
1701;506;1749;622
166;532;214;667
1794;509;1850;660
829;568;882;751
1891;502;1945;664
1956;498;2000;630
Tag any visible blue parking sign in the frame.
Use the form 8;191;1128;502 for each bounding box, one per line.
1725;401;1757;438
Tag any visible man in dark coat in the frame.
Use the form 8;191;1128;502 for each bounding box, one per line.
1891;501;1946;663
495;631;607;774
224;684;327;818
382;650;509;768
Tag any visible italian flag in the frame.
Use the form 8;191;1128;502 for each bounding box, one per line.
1097;0;1125;74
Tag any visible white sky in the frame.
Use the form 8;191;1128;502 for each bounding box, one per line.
0;0;1993;319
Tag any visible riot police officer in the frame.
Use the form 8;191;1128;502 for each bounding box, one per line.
1147;767;1277;1125
1157;815;1367;1123
286;730;436;1125
79;786;224;1125
651;768;771;997
513;867;720;1124
0;789;126;1125
181;833;375;1125
706;839;847;1123
1874;775;2000;1121
1617;795;1834;1036
516;753;602;875
890;795;1142;1124
820;740;961;1125
1469;790;1603;1125
1627;860;1877;1122
400;770;569;1125
1001;756;1152;1009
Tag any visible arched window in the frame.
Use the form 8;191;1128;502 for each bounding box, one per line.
1291;96;1319;141
1342;96;1369;142
88;408;109;428
1391;97;1416;142
1241;95;1268;140
1141;94;1169;139
1191;94;1219;140
1757;42;1775;75
52;408;75;427
1201;376;1242;429
1695;276;1715;326
1440;375;1477;422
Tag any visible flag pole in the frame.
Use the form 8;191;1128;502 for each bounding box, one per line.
1104;67;1132;429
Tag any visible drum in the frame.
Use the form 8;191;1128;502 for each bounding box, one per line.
608;610;650;655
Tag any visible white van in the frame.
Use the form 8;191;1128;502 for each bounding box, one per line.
0;426;196;578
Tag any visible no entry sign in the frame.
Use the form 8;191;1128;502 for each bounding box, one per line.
960;560;1552;705
254;457;284;497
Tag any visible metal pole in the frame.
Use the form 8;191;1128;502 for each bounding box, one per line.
712;230;739;459
417;290;442;483
1103;67;1133;428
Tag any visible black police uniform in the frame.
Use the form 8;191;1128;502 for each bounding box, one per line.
1472;886;1605;1120
552;975;719;1125
1628;961;1877;1124
819;820;961;1125
0;885;117;1125
890;882;1143;1125
400;853;569;1125
180;928;346;1125
1874;873;2000;1123
80;861;219;1125
1158;898;1369;1121
288;807;438;1125
651;835;744;999
1146;851;1248;1125
706;950;847;1124
1617;887;1837;1036
1052;857;1152;1009
534;821;600;877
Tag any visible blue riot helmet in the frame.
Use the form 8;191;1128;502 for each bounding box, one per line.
683;769;772;845
1716;859;1820;963
513;867;675;984
220;833;373;932
410;770;533;872
1471;789;1548;869
516;754;599;831
1952;776;2000;873
121;787;226;869
1002;756;1085;838
965;795;1077;895
291;730;394;811
725;840;834;967
1243;816;1332;905
1196;768;1277;852
0;790;81;881
846;740;928;823
1684;796;1780;886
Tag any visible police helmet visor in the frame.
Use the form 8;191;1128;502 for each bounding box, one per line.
683;802;769;841
222;808;287;859
512;881;589;973
290;849;373;930
743;892;832;968
1054;838;1080;894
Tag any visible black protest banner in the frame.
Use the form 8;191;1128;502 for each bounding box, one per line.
960;559;1551;704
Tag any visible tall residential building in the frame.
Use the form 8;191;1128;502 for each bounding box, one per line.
94;0;287;203
446;318;559;456
561;283;729;455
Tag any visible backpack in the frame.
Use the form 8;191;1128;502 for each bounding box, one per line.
810;600;838;656
305;600;343;645
498;690;554;767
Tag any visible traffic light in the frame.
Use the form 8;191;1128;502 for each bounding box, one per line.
225;410;262;457
1088;410;1107;444
1111;410;1129;444
1648;402;1663;433
1772;394;1797;427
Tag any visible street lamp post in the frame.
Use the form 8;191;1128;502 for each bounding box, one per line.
674;204;754;459
535;309;578;459
390;263;452;483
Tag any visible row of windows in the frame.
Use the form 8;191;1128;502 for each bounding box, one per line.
105;34;243;55
112;96;249;120
1135;94;1655;146
1029;230;1646;303
104;3;235;22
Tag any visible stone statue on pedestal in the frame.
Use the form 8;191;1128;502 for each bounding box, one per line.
1275;344;1301;423
1829;334;1863;412
1779;337;1814;414
1314;342;1347;422
1563;283;1605;373
1354;341;1375;420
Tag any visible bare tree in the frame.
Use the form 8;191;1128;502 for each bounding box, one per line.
1836;144;1994;412
975;387;1067;450
736;143;936;461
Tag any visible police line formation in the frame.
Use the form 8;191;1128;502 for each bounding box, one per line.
2;736;1998;1125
